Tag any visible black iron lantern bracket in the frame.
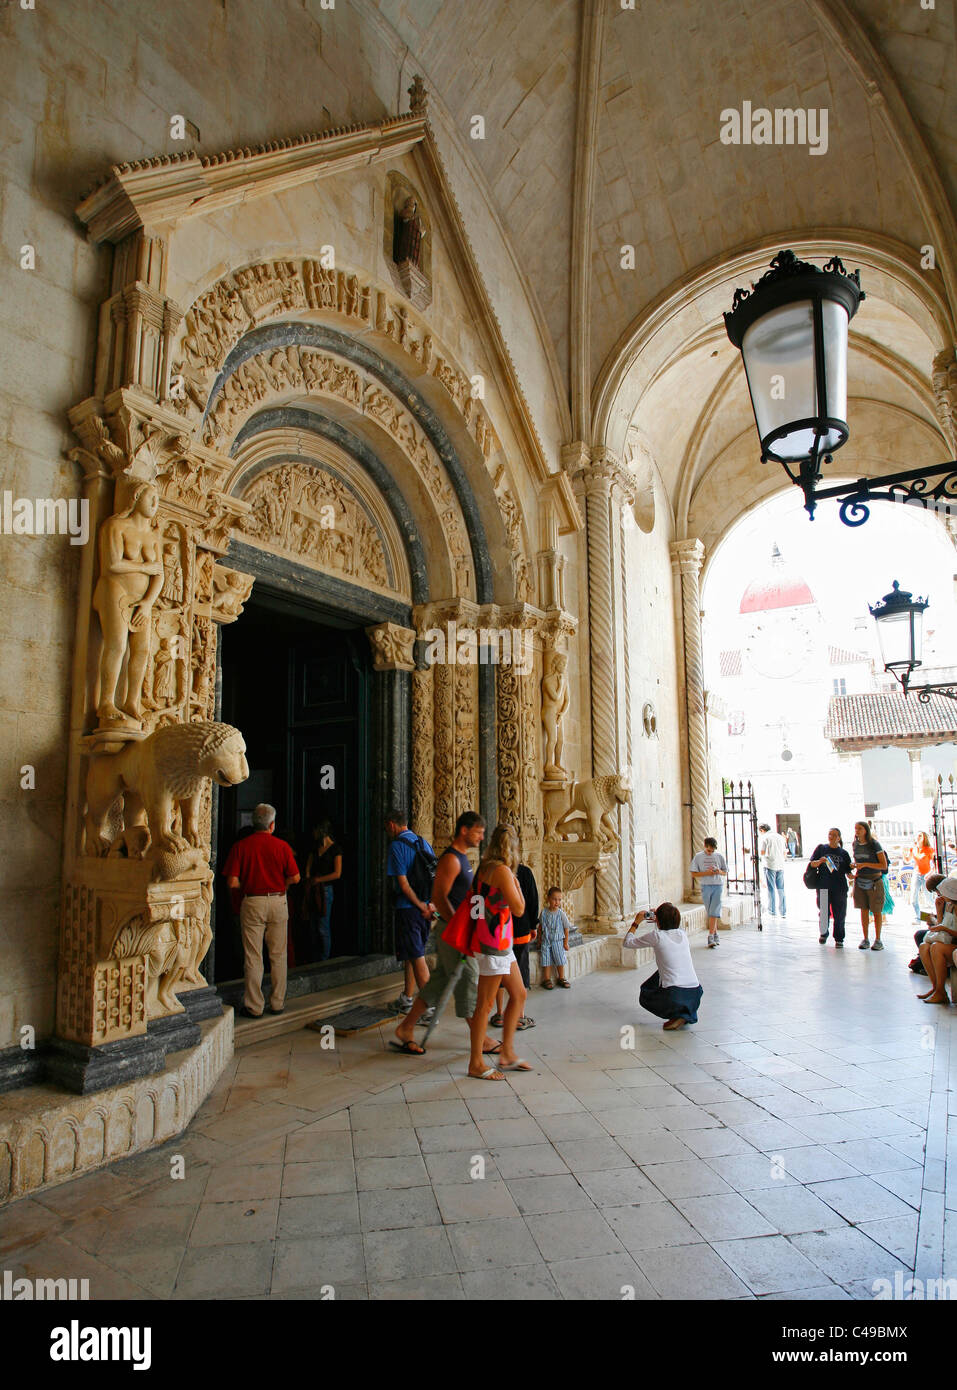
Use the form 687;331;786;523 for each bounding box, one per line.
812;464;957;529
899;670;957;704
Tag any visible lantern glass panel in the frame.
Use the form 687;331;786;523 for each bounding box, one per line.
741;297;849;462
875;607;922;670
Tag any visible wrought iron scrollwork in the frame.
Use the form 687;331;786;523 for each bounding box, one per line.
818;462;957;528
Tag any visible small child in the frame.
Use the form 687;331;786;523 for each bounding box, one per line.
540;886;572;990
623;902;703;1030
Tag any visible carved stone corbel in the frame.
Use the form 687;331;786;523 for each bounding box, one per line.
365;621;416;672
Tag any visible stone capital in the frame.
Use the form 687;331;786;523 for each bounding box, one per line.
671;537;706;576
932;345;957;451
365;621;416;672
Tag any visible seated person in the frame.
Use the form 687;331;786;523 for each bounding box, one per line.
916;875;957;1004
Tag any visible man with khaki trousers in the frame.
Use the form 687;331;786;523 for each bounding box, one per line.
223;804;300;1018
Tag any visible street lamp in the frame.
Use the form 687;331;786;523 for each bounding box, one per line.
725;250;957;524
869;581;957;702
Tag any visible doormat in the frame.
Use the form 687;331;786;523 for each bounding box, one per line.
307;1005;394;1036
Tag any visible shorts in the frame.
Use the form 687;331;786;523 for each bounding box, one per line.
477;949;515;977
394;905;431;961
853;880;884;914
419;932;479;1019
700;884;723;917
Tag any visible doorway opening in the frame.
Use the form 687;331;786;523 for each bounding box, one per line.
776;813;803;857
214;590;374;991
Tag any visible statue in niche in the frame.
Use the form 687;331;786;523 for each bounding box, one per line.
150;636;179;708
393;196;425;268
541;651;570;778
92;480;163;726
160;537;183;604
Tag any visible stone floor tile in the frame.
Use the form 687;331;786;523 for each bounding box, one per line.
535;1111;609;1141
643;1105;724;1132
673;1193;777;1242
616;1131;698;1166
271;1234;365;1291
69;1202;197;1258
704;1152;798;1191
602;1067;660;1088
414;1120;485;1153
730;1119;813;1151
633;1243;752;1299
369;1274;465;1299
836;1108;922;1140
856;1214;919;1267
362;1225;457;1281
423;1149;499;1184
203;1163;283;1202
31;1169;137;1218
358;1185;441;1231
520;1091;586;1116
787;1113;868;1145
525;1208;625;1262
459;1263;561;1300
0;1198;69;1256
350;1126;420;1159
463;1093;529;1121
871;1166;923;1208
407;1098;473;1128
548;1252;659;1300
776;1146;859;1184
602;1201;700;1252
284;1130;353;1164
433;1180;522;1223
705;1099;770;1128
354;1155;428;1191
577;1167;663;1207
553;1136;634;1172
761;1284;852;1299
348;1101;412;1130
591;1105;655;1136
490;1144;570;1179
809;1176;917;1225
277;1192;360;1238
744;1184;850;1234
506;1174;594;1216
97;1246;185;1299
825;1138;918;1175
712;1235;827;1295
190;1198;278;1247
641;1159;733;1200
790;1227;906;1285
173;1242;275;1299
476;1116;548;1148
448;1216;541;1271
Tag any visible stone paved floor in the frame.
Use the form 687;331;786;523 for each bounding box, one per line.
3;887;955;1301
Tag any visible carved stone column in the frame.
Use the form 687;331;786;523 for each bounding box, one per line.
932;347;957;455
672;538;709;898
908;747;924;804
365;622;414;947
411;665;434;839
565;443;635;929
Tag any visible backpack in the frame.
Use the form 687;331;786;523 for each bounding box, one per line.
400;832;437;902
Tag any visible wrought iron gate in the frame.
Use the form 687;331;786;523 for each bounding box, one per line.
717;778;763;929
933;774;957;877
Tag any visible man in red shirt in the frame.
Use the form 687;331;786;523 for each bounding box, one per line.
223;803;300;1018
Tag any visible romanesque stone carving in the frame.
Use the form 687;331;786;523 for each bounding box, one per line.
553;771;632;851
92;480;164;728
85;720;249;873
167;258;497;462
541;650;570;777
238;461;392;589
933;347;957;453
210;564;254;623
366;622;416;672
411;666;434;837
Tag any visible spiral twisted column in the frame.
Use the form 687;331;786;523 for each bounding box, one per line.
672;539;709;897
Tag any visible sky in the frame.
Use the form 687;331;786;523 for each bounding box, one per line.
702;484;957;675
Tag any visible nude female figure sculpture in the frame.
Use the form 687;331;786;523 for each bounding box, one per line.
92;480;163;725
542;651;570;778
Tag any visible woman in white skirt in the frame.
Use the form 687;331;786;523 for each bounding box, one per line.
468;824;532;1079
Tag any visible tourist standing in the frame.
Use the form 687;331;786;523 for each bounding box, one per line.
786;826;799;858
469;824;531;1079
391;811;487;1055
905;832;937;924
624;903;703;1031
689;835;728;948
493;852;538;1029
808;828;853;946
385;811;434;1013
223;803;300;1018
303;820;342;962
539;886;572;989
759;823;788;918
851;819;889;950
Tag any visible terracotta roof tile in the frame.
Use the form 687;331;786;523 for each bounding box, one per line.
825;692;957;744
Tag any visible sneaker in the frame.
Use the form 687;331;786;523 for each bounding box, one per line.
871;941;884;951
858;939;870;949
707;934;716;948
835;940;844;948
389;994;414;1015
713;932;720;946
819;934;828;944
417;1007;436;1025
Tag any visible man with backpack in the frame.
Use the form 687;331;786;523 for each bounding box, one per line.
385;810;436;1014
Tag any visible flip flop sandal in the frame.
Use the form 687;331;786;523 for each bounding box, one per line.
488;1013;504;1027
515;1017;536;1030
541;981;555;990
388;1039;426;1055
468;1067;505;1080
498;1059;533;1072
557;980;571;988
483;1041;503;1054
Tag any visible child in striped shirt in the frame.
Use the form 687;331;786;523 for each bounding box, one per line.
540;887;572;990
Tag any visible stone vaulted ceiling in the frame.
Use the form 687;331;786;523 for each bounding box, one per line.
374;0;956;439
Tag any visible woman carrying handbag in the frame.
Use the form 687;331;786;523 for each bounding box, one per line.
807;829;852;946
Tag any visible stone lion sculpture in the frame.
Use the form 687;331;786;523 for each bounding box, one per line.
552;771;632;850
86;720;249;861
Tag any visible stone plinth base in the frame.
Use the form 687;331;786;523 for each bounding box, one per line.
0;1012;233;1206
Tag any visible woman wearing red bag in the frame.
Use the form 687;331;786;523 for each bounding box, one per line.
468;824;533;1080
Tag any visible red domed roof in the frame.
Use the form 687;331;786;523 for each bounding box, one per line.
739;545;815;614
